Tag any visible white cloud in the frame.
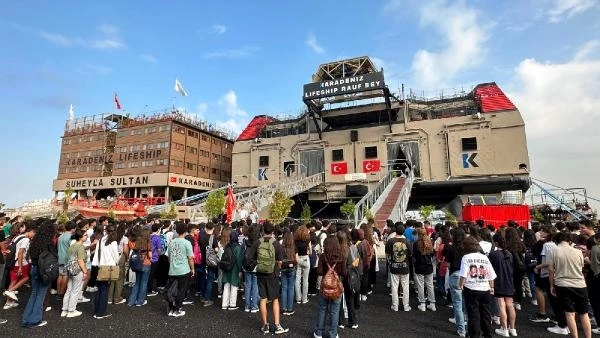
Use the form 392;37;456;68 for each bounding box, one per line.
216;118;246;134
90;39;124;49
202;46;259;59
218;90;247;117
39;31;72;46
405;0;487;89
77;63;112;75
507;40;600;205
196;102;208;119
140;53;158;63
97;24;119;35
547;0;597;22
306;33;325;54
212;24;227;34
573;40;600;60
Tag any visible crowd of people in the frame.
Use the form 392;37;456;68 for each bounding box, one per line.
0;211;599;338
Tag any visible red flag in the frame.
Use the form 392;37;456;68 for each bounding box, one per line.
169;176;177;183
362;160;381;173
114;93;121;110
225;185;236;224
330;162;348;175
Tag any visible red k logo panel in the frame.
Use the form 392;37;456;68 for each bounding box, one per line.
362;160;381;173
331;162;348;175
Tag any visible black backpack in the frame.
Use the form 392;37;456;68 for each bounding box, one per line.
129;249;144;273
5;235;26;270
219;244;235;272
242;240;257;272
38;246;59;284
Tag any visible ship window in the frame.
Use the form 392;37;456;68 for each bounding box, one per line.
462;137;478;151
332;149;344;162
259;156;269;167
365;146;378;159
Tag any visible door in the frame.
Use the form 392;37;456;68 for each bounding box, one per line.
387;141;420;176
299;149;324;177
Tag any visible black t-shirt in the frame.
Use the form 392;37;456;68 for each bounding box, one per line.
587;236;595;251
443;244;461;274
532;239;545;265
295;239;309;256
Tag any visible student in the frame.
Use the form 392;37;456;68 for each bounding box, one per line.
256;221;289;335
280;229;297;315
165;222;195;317
413;228;436;312
56;222;77;300
91;224;119;319
127;227;152;307
489;233;517;337
3;223;35;310
294;225;311;305
459;237;497;338
386;225;411;312
221;229;243;310
243;225;260;313
61;229;88;318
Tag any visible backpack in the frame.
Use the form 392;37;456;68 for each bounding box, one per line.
242;240;257;272
193;239;203;265
219;244;235;272
256;238;276;274
129;248;144;273
38;246;59;284
205;235;220;268
5;235;26;270
159;232;169;255
348;245;361;293
321;263;344;300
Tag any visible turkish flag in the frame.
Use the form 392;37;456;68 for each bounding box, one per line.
169;176;177;183
331;162;348;175
114;93;121;110
362;160;381;173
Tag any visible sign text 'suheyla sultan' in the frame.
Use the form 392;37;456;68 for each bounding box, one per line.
65;175;149;188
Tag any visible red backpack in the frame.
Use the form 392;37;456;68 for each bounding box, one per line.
321;263;344;300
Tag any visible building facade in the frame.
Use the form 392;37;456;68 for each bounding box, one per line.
53;111;234;205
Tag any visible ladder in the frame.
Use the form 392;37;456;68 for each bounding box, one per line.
189;172;325;222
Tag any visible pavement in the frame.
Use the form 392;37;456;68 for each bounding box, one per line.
0;268;588;338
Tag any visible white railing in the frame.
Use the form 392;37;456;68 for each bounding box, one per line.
395;169;415;222
353;170;396;227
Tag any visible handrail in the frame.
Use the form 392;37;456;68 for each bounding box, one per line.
395;169;415;222
353;170;396;227
147;185;231;214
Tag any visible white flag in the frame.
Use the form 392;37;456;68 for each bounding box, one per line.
69;104;75;120
174;78;188;97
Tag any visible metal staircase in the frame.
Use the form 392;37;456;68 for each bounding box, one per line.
354;168;415;227
189;172;325;222
146;185;231;214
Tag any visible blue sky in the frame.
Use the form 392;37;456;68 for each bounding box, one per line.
1;0;599;208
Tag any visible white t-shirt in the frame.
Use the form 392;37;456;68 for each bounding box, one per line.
459;252;497;291
15;236;31;266
541;241;557;278
118;236;129;255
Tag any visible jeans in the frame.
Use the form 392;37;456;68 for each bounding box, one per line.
281;270;296;311
449;271;467;336
244;272;259;310
205;268;216;301
464;288;492;338
295;255;310;303
62;272;84;312
314;294;342;338
128;265;150;306
527;270;536;296
195;263;206;297
343;277;360;326
93;281;109;316
415;272;435;305
21;265;49;327
390;273;409;310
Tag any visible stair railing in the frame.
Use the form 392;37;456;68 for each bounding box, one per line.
353;170;396;227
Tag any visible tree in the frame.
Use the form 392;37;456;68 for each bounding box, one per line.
204;190;226;220
532;208;545;223
365;208;375;224
442;208;457;225
107;208;116;221
56;212;69;225
419;205;436;221
269;190;294;224
160;203;178;220
300;203;312;223
340;200;356;220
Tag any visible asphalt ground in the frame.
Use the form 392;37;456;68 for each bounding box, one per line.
0;266;586;338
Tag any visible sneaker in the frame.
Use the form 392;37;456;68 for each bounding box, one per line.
182;299;194;305
286;310;295;315
514;303;521;311
78;297;91;303
547;325;569;335
203;300;214;307
508;328;518;336
403;306;411;312
93;314;113;319
50;289;58;295
218;293;222;299
449;318;456;324
3;302;18;310
302;300;309;304
45;306;52;312
458;332;466;338
274;325;289;334
228;306;239;311
157;286;166;292
418;304;426;312
492;316;501;325
351;324;359;329
592;328;600;335
136;300;148;307
0;319;6;324
34;320;47;327
530;314;550;323
66;310;82;318
391;306;398;312
3;291;18;302
367;290;373;295
531;299;538;306
113;299;126;305
313;332;322;338
427;304;437;311
245;308;250;313
61;311;68;317
251;308;259;313
495;328;510;337
261;324;270;335
339;324;345;329
172;310;186;317
86;287;98;293
147;291;159;297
